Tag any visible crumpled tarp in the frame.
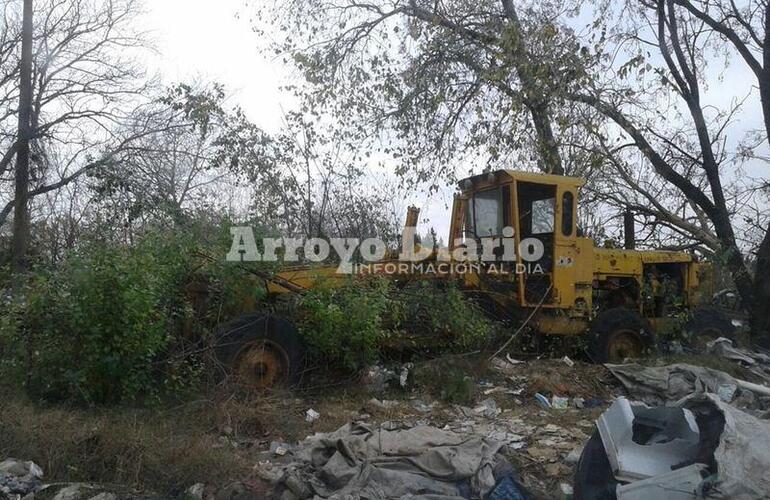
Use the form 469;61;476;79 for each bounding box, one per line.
680;394;770;499
284;421;512;499
706;338;770;385
604;363;766;407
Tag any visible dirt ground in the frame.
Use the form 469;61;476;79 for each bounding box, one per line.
240;355;619;499
3;350;764;499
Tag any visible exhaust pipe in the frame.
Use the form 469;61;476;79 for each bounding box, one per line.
624;209;635;250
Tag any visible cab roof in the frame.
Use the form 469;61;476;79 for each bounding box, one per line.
459;169;585;190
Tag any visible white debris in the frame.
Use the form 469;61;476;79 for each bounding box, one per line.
717;383;738;402
551;395;569;409
184;483;205;499
305;408;320;422
399;362;413;387
270;441;290;456
473;398;501;418
558;482;574;499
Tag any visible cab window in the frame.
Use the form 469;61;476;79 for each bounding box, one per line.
562;191;574;236
518;182;556;236
474;188;503;237
464;186;510;237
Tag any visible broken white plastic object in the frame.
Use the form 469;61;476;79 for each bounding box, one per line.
596;397;701;482
616;463;708;500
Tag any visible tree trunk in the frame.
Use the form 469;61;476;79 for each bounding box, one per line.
752;228;770;346
11;0;34;287
499;0;564;175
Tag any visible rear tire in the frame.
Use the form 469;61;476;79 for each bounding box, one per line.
215;313;303;389
588;308;655;363
683;306;737;349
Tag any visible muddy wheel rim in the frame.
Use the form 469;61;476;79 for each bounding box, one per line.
607;330;644;362
233;340;290;389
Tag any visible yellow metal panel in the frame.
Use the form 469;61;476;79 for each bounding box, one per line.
267;265;345;294
639;251;694;264
535;315;589;335
594;248;644;276
503;170;585;189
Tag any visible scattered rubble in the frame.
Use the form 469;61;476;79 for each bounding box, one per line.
8;352;769;499
490;356;524;378
363;363;413;393
550;395;569;409
706;337;770;385
473;398;502;418
183;483;205;500
534;393;551;408
270;441;291;457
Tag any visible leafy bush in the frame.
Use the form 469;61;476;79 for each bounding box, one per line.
413;360;478;405
4;233;198;404
0;216;290;405
391;281;495;350
298;277;391;370
298;277;496;370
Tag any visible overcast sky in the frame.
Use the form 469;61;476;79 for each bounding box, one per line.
141;0;766;241
142;0;288;132
141;0;453;235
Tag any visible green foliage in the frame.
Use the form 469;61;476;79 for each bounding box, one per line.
391;281;494;350
412;356;481;405
436;368;477;405
0;220;278;405
8;233;195;404
298;277;495;370
298;277;391;370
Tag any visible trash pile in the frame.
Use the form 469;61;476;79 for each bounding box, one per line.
571;342;770;500
0;458;254;500
606;362;770;413
0;458;43;498
254;357;612;499
573;394;770;499
705;338;770;386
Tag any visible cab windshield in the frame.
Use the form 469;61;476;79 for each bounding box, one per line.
464;187;507;237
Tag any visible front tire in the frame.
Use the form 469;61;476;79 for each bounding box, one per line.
215;313;303;389
588;308;655;363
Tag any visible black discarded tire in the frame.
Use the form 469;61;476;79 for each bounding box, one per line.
215;313;303;389
574;430;617;500
588;308;655;363
683;307;737;349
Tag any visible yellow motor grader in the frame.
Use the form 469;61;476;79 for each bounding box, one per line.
216;170;734;388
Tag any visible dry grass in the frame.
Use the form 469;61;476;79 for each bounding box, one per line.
0;382;383;496
0;391;254;495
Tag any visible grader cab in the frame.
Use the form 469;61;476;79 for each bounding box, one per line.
218;170;734;388
446;170;724;362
